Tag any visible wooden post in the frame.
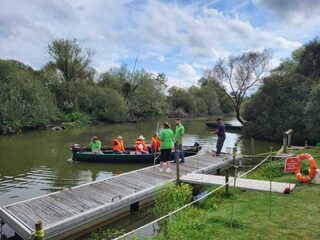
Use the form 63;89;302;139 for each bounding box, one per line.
282;133;288;153
251;137;255;165
287;133;292;147
269;147;273;220
225;170;229;196
35;221;44;240
232;147;237;167
176;143;180;186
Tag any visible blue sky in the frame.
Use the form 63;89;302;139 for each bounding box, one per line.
1;0;319;87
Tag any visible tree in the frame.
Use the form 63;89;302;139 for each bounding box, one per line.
0;60;57;133
204;49;272;124
46;38;95;112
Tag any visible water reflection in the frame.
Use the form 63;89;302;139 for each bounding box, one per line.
0;117;281;206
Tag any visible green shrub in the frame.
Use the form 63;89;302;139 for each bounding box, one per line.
153;183;193;218
85;228;125;240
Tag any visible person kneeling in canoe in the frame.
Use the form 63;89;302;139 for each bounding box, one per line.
112;136;126;154
135;135;148;154
87;136;102;154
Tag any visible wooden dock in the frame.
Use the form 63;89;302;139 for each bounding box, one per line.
181;173;296;193
0;153;238;240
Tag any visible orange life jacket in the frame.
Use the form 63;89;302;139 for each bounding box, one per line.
135;140;148;153
112;139;125;152
151;137;161;152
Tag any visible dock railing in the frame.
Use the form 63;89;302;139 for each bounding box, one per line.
282;129;293;153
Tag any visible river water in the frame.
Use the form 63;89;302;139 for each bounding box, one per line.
0;117;281;238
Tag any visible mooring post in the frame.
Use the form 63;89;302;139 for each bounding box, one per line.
251;137;255;165
225;169;229;196
35;221;44;240
176;143;180;186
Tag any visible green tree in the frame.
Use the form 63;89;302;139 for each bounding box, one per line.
305;83;320;142
204;49;272;124
0;60;57;133
46;38;95;112
243;73;311;142
79;86;128;122
99;65;167;118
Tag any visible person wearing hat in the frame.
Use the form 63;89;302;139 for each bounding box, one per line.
112;136;126;154
159;122;174;173
87;136;102;154
135;135;148;154
173;118;185;163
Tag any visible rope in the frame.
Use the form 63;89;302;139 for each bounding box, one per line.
112;154;271;240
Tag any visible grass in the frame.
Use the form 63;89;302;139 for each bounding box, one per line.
146;147;320;240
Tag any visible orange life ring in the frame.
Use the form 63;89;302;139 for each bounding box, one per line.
295;153;317;183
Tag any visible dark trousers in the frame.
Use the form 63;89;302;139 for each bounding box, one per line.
216;137;226;154
173;143;184;162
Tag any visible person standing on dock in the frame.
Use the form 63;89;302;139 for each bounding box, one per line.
173;118;185;163
87;136;102;154
159;122;174;173
212;118;226;156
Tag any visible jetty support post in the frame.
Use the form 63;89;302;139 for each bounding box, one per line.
282;129;293;153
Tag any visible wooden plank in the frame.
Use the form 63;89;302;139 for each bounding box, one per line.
181;173;295;193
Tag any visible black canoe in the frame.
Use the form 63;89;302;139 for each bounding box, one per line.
205;122;242;131
71;143;201;163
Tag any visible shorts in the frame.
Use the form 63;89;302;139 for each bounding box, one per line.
160;148;172;162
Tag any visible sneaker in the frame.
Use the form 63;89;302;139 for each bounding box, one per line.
180;160;185;163
166;168;172;173
159;168;163;173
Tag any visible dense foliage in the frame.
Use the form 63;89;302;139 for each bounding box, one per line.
0;60;57;133
0;38;232;134
243;37;320;144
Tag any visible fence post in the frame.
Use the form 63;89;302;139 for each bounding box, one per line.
232;147;237;167
225;169;229;196
269;147;273;220
251;137;255;165
175;143;180;186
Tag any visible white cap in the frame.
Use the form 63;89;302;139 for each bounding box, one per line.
138;135;145;140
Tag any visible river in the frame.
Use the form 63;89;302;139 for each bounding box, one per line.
0;117;281;238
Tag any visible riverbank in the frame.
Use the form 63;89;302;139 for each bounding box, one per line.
144;147;320;240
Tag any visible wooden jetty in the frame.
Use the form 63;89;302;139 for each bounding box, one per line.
181;173;295;193
0;152;239;240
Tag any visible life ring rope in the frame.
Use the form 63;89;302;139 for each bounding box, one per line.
295;153;317;183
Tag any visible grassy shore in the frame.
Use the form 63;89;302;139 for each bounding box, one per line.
150;147;320;240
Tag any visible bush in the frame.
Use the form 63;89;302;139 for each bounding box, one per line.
0;60;58;133
154;183;193;217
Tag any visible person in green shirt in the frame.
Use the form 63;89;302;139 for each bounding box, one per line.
87;136;102;154
159;122;174;173
174;118;185;163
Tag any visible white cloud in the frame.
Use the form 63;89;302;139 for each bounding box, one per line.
157;55;165;63
0;0;313;83
253;0;320;27
168;64;201;88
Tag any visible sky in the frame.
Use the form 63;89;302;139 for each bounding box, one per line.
1;0;320;87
